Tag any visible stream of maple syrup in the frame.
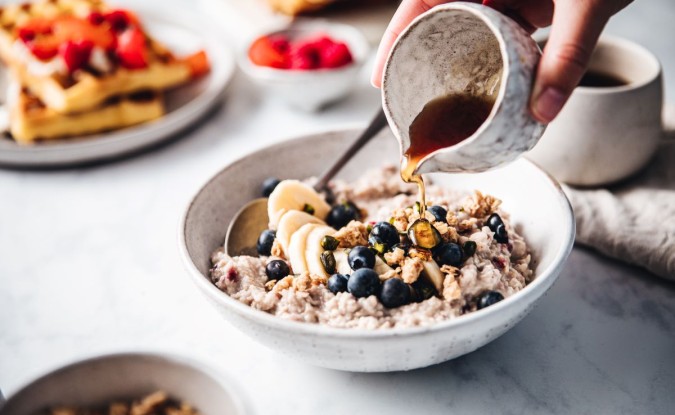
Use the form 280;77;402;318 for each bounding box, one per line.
402;93;495;215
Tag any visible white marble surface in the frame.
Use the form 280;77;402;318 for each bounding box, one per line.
1;1;675;414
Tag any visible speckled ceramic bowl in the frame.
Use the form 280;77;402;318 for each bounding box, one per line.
382;2;545;174
0;352;249;414
178;128;574;372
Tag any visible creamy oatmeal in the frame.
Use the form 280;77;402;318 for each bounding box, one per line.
210;166;533;329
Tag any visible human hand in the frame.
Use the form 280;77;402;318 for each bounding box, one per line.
371;0;633;123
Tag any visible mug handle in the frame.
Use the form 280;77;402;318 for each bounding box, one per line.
664;103;675;139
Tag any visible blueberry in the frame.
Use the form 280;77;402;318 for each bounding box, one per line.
494;224;509;244
347;268;380;298
486;213;508;243
486;213;504;231
326;201;360;229
265;260;289;281
411;278;437;302
370;221;399;248
378;278;412;308
462;240;477;257
327;273;349;294
261;177;281;197
256;229;276;256
348;246;375;270
476;290;504;309
427;205;448;222
433;242;464;267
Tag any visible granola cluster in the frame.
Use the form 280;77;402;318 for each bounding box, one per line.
266;272;327;292
41;391;199;415
333;220;368;248
366;190;504;297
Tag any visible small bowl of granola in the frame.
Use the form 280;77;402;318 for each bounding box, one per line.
0;352;248;415
179;128;575;372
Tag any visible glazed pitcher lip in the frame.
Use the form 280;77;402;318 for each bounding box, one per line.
381;2;511;173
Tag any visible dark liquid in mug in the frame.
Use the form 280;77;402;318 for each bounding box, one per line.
402;93;494;214
578;70;628;87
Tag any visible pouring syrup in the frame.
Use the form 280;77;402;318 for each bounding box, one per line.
401;93;495;215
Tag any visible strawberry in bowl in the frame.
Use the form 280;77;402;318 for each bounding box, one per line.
239;20;369;111
249;33;354;70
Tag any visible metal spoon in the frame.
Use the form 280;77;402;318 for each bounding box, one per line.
225;109;388;256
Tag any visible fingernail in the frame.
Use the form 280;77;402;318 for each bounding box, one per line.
533;87;567;123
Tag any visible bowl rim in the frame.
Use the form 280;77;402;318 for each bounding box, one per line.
0;351;249;414
178;127;575;339
237;19;370;80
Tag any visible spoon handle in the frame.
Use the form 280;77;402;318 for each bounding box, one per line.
313;109;389;192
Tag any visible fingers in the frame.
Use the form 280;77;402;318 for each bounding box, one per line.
371;0;454;88
530;0;614;123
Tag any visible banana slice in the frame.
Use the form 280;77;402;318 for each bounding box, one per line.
422;260;444;291
276;210;325;255
374;256;393;275
333;248;352;275
305;225;337;278
332;248;393;276
267;180;331;228
288;223;320;275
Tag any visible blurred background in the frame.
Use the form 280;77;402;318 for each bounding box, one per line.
210;0;675;102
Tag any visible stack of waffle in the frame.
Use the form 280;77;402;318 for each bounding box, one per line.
0;0;208;144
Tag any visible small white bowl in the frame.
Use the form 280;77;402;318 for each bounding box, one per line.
238;20;370;111
0;352;249;414
178;128;575;372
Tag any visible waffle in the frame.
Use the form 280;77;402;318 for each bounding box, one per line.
266;0;335;15
266;0;394;15
0;0;206;114
8;83;164;144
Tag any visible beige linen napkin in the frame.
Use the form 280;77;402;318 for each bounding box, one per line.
563;141;675;279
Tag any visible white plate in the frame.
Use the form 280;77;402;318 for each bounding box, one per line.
0;4;235;168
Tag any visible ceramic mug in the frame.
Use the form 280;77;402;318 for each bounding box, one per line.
527;36;674;186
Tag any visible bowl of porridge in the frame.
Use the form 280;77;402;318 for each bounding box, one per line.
179;128;574;372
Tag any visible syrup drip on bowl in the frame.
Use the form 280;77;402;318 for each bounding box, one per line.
401;93;495;215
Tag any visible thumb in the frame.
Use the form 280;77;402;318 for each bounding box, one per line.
530;0;611;123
